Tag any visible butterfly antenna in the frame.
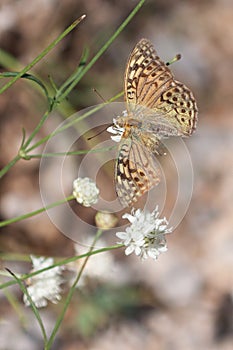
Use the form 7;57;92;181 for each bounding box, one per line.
166;53;182;66
88;88;114;140
87;124;112;140
93;88;107;103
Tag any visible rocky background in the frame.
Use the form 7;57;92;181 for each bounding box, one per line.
0;0;232;349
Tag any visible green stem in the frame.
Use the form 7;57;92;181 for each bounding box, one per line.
46;229;103;349
59;46;89;94
27;146;116;159
0;154;21;179
23;110;51;149
0;15;86;95
56;0;145;103
6;268;48;344
0;245;123;291
0;195;74;228
25;90;123;154
0;72;50;105
24;105;103;153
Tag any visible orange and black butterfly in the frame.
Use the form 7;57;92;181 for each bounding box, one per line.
113;39;198;207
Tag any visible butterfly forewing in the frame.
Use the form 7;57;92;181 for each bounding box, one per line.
124;38;198;136
124;39;173;110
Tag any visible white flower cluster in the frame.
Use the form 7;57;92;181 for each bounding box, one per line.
23;256;64;308
73;177;99;207
116;207;172;261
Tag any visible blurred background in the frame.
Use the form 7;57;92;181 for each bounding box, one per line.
0;0;233;349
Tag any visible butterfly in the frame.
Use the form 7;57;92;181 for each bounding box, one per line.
112;38;198;207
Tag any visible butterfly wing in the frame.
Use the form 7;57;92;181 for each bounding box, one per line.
124;38;198;136
115;133;160;207
115;39;198;206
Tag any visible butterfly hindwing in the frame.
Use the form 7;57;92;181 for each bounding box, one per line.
115;134;160;207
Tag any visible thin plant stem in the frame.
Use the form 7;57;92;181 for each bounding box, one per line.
0;195;74;228
23;109;51;150
46;229;103;349
56;0;145;103
25;90;123;154
27;145;116;159
0;15;86;95
6;268;48;344
0;244;123;291
0;154;21;179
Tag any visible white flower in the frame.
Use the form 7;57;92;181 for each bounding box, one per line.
23;255;64;308
116;206;172;261
73;177;99;207
107;117;125;143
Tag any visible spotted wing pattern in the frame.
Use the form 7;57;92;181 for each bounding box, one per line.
115;134;160;207
115;38;198;206
124;38;198;136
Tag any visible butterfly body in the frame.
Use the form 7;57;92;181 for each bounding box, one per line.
114;39;198;207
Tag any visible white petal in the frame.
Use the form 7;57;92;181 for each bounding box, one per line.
116;231;128;240
125;246;134;255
